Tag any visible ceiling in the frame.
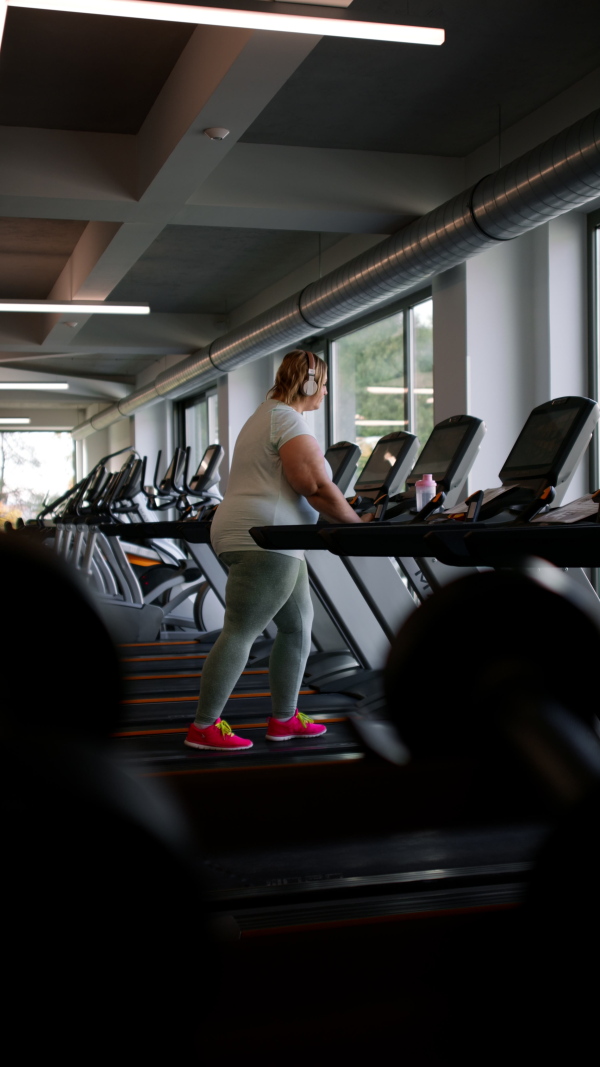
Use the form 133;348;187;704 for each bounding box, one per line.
1;0;600;423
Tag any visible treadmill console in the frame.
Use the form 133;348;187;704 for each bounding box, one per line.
439;396;600;522
324;440;361;495
498;396;599;505
353;431;419;500
406;415;486;507
386;415;486;519
188;444;224;494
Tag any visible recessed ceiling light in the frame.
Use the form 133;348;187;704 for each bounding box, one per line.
5;1;445;46
0;301;150;314
0;382;70;390
0;416;31;424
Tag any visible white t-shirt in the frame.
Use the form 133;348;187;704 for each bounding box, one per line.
211;399;329;559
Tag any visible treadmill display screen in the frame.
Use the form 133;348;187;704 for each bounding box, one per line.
325;447;350;483
502;408;580;473
194;446;218;478
355;439;406;489
412;425;469;478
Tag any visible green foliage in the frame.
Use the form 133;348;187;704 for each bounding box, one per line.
333;301;434;470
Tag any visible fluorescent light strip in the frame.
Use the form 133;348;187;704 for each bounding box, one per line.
355;419;409;426
0;382;69;389
0;416;31;423
0;301;149;314
366;386;434;394
7;0;445;45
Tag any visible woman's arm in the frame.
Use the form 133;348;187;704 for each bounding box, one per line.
279;434;369;524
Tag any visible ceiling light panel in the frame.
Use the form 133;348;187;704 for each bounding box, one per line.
0;301;150;313
0;416;31;423
6;1;445;45
0;382;69;389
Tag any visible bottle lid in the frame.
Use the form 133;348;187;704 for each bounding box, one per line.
416;473;435;486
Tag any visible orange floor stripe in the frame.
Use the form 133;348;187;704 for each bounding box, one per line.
121;654;208;663
125;668;269;681
122;688;317;705
119;641;200;648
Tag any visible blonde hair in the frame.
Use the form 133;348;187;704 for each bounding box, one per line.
268;349;327;405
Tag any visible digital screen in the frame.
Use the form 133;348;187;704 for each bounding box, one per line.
161;453;179;486
325;445;352;483
502;408;580;472
411;425;469;478
355;438;408;488
194;446;218;478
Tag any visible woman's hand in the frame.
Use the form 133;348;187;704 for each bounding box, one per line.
279;435;363;524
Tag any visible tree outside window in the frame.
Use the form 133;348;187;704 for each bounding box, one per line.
331;296;433;475
0;432;75;523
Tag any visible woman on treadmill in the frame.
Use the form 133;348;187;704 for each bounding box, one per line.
185;349;371;753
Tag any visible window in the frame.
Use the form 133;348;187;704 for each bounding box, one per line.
180;389;219;476
0;431;75;523
330;293;433;471
412;298;434;444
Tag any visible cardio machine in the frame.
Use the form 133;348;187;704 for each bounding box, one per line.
101;439;363;643
252;417;485;678
321;396;600;602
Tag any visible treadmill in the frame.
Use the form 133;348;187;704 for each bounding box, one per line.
253;416;486;654
107;439;363;642
321;397;599;600
251;430;421;679
113;436;416;759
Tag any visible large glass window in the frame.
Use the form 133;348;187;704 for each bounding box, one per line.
182;389;219;476
0;431;75;523
332;313;406;472
331;294;433;472
413;298;434;444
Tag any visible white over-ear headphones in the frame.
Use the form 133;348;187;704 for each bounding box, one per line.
301;351;319;396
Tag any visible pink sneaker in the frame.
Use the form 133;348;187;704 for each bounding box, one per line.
185;719;253;752
266;709;327;741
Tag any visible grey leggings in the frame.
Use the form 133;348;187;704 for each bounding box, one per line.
194;550;313;727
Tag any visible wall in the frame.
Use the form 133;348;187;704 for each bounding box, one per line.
81;416;108;476
465;234;537;492
218;353;274;490
123;215;592;505
133;400;173;481
108;417;134;471
432;213;590;501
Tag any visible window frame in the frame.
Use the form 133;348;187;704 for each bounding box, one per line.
323;285;432;451
175;385;219;469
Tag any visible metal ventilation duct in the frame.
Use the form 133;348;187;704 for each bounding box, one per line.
73;107;600;439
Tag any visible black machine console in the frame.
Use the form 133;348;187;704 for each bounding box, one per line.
325;441;361;496
500;397;593;493
386;415;485;518
186;444;224;496
436;396;600;523
352;431;419;502
250;435;414;551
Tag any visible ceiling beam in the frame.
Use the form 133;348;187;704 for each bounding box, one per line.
35;25;322;353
